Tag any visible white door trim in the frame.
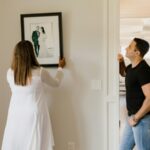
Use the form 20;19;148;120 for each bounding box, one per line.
102;0;120;149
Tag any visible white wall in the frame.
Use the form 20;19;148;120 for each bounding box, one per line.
0;0;119;150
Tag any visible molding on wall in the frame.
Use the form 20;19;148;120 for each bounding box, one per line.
103;0;120;149
104;96;119;150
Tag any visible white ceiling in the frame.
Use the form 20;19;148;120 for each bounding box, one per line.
120;18;150;47
120;0;150;18
120;0;150;58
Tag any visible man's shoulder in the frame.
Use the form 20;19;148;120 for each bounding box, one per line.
32;31;36;34
137;60;150;75
139;60;150;69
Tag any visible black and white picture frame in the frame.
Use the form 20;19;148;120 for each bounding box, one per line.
20;12;63;67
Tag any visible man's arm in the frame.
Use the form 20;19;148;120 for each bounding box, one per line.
118;54;126;77
129;83;150;126
119;61;126;77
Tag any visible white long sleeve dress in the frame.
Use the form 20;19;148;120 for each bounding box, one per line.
38;33;49;58
1;67;63;150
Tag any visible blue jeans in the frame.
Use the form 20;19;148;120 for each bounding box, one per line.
120;115;150;150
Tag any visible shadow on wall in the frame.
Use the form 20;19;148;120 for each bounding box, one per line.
43;59;89;150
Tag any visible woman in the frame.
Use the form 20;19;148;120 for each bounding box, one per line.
38;26;49;58
2;40;65;150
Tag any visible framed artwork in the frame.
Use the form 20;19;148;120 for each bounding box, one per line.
20;12;63;67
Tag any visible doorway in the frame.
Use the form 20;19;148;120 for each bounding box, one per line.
119;0;150;149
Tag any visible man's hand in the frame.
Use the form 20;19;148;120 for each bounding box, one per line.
59;58;66;68
128;116;138;126
117;53;126;77
117;53;124;62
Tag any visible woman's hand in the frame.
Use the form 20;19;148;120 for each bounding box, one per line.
59;58;66;68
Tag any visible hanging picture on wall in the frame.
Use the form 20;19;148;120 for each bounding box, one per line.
20;12;63;67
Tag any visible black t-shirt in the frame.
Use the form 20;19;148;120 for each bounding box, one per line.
125;60;150;116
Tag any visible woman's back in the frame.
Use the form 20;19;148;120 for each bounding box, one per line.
7;68;43;100
2;67;64;150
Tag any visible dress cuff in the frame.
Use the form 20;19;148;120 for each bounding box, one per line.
58;67;63;71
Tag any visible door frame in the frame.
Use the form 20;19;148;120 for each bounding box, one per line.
103;0;120;149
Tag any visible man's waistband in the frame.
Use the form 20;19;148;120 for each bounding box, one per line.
128;112;150;116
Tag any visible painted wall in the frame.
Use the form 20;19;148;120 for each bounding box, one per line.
0;0;119;150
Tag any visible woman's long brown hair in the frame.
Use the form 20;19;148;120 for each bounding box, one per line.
11;40;40;86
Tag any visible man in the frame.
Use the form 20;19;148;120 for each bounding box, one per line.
32;26;40;57
118;38;150;150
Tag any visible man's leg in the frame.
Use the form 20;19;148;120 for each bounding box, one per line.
37;43;40;57
34;44;38;57
119;117;135;150
133;115;150;150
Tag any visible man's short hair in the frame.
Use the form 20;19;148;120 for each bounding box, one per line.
133;38;149;57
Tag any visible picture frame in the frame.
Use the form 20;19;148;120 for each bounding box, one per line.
20;12;63;67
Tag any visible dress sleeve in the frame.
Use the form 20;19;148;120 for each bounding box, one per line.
6;68;13;89
41;67;64;87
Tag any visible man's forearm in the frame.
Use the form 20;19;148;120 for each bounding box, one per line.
134;98;150;121
119;61;126;77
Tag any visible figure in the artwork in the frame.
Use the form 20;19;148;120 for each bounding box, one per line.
32;26;40;57
38;26;49;58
